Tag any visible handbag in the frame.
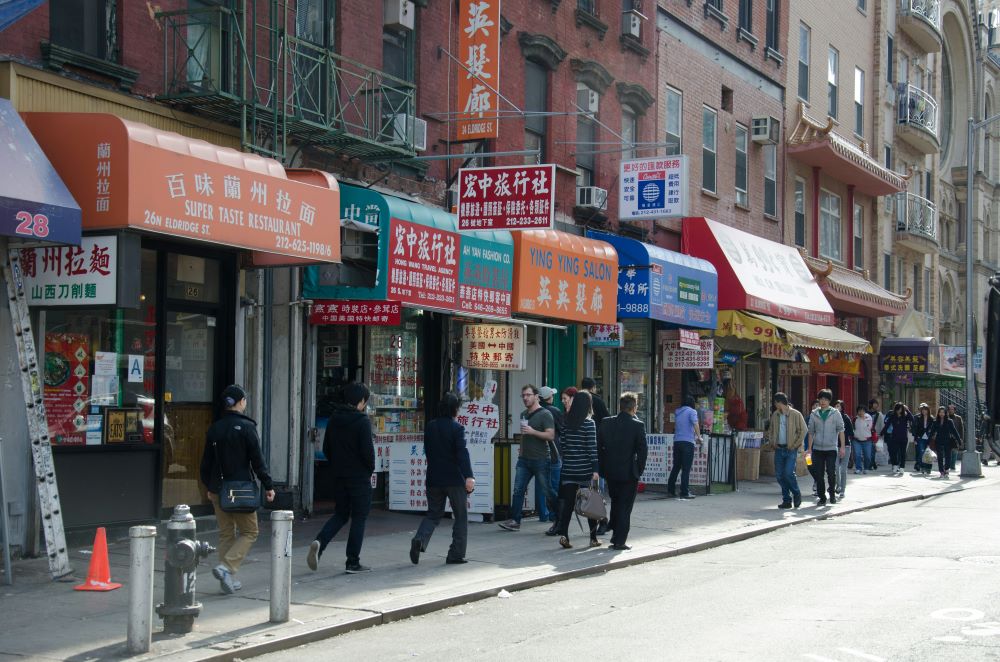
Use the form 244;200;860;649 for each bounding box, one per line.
922;447;938;465
574;480;607;521
214;441;261;513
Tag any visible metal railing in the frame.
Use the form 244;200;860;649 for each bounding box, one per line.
902;0;940;29
897;83;939;137
892;191;938;242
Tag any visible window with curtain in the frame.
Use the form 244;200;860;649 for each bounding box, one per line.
524;60;548;164
576;85;598;188
51;0;116;60
794;178;806;247
853;202;863;269
798;23;810;101
883;253;892;291
819;190;842;262
702;106;717;193
887;35;894;85
763;144;777;217
765;0;778;50
735;124;748;206
854;67;865;136
665;86;682;156
828;47;839;119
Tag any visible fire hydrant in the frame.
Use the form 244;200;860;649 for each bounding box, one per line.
155;505;214;634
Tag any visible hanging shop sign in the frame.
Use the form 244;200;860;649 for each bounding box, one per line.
678;329;701;350
459;232;513;316
778;362;812;377
587;323;625;348
457;164;555;231
460;324;526;370
512;230;618;325
388;218;459;308
455;0;500;141
879;339;937;374
308;300;402;326
760;340;796;361
663;338;714;369
809;350;862;375
619;155;689;220
18;235;141;307
938;346;966;377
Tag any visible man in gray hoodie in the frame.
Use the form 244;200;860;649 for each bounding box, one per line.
806;389;845;506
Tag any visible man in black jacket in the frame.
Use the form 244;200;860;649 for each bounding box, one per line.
581;377;611;423
410;393;475;565
307;382;376;574
597;392;648;550
200;384;275;594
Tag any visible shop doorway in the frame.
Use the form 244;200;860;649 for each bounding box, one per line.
590;349;617;414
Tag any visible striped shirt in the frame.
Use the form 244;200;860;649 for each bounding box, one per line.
559;418;599;483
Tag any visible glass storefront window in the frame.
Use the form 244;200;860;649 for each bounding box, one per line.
447;319;507;434
620;319;652;424
367;309;424;433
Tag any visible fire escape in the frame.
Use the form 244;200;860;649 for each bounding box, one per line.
155;1;417;163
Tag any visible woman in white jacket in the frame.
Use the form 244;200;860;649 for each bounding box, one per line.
852;406;874;475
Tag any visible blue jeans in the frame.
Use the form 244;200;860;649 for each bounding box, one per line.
536;460;561;521
667;442;695;496
315;476;372;564
511;457;555;523
915;437;931;472
853;441;873;472
774;447;801;503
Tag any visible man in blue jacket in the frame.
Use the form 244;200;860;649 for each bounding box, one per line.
410;392;475;564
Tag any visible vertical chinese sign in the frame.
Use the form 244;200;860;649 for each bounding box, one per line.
455;0;500;141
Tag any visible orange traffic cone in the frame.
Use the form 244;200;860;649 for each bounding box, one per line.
74;527;122;591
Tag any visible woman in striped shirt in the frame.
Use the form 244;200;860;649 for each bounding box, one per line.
555;391;601;549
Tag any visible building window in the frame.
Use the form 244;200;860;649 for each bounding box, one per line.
739;0;752;32
735;124;749;207
50;0;117;61
897;257;905;294
854;67;864;137
853;202;863;269
828;47;839;119
819;190;842;262
887;35;894;85
764;144;777;217
576;85;598;188
798;23;810;101
924;268;931;314
857;0;866;11
578;0;596;13
524;60;548;164
913;264;922;311
794;178;806;247
925;171;934;202
702;106;718;193
665;86;682;156
622;109;638;161
883;253;892;291
765;0;778;50
884;144;893;169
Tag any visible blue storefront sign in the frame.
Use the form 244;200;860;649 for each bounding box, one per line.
587;231;717;329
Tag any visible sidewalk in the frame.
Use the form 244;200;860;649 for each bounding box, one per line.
3;465;997;661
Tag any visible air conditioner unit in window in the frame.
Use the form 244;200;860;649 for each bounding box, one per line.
622;11;642;38
576;186;608;209
341;228;379;262
387;113;427;151
751;116;780;145
383;0;415;31
577;86;599;114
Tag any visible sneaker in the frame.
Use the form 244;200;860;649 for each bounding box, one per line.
778;501;792;509
817;498;827;506
445;557;468;564
793;494;802;508
829;495;838;504
232;579;242;591
307;540;320;571
679;493;696;500
345;563;372;574
409;539;421;565
854;470;862;475
544;525;559;536
498;519;521;531
609;543;631;551
212;564;236;595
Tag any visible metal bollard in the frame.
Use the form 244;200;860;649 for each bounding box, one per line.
127;526;158;654
269;510;294;623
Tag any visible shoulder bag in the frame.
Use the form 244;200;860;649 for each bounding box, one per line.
574;479;607;522
214;440;261;513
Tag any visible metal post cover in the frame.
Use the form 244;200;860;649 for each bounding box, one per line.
270;510;294;624
127;525;158;655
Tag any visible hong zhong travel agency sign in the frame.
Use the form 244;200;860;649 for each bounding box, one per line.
461;324;526;371
457;164;555;231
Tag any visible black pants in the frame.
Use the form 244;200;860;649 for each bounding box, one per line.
315;476;372;564
556;482;598;539
811;449;837;498
414;485;468;561
606;479;638;546
888;438;907;467
667;442;695;496
937;440;954;474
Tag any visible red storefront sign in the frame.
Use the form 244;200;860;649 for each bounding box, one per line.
309;300;401;326
457;164;555;231
678;328;701;350
387;218;459;308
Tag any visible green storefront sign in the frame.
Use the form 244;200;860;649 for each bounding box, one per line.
678;277;701;306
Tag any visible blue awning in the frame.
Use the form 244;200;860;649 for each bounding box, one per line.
0;98;81;245
587;231;717;329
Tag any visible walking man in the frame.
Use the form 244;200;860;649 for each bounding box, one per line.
581;377;611;423
498;385;556;531
807;389;845;505
764;393;805;509
536;386;563;532
410;393;475;565
597;392;648;550
833;400;854;499
667;395;700;499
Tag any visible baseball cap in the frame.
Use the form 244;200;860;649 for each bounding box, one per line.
538;386;557;400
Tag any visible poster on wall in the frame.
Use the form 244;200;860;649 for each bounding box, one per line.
619;156;689;220
640;434;709;488
587;323;624;348
662;338;714;369
461;324;526;370
43;332;90;445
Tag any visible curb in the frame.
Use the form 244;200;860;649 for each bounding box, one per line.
178;482;981;661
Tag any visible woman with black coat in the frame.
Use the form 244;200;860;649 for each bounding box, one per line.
881;402;913;476
911;403;934;476
929;406;962;478
555;391;601;549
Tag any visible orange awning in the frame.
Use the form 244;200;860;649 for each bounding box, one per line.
512;230;618;325
22;113;340;263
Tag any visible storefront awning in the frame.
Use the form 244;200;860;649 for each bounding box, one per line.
681;217;835;325
750;312;872;353
587;231;717;329
0;99;81;245
511;230;618;325
303;183;514;318
803;254;909;317
787;103;906;197
879;336;939;374
21;112;340;262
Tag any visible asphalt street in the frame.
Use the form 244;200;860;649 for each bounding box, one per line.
255;480;1000;662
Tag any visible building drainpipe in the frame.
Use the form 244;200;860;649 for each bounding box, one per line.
812;166;821;257
847;185;856;269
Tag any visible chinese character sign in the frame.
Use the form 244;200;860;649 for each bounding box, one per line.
308;300;402;326
457;164;555;231
457;379;501;446
389;441;493;513
455;0;500;141
641;434;708;487
587;323;624;348
619;156;689;220
388;218;459;309
458;233;513;316
21;236;118;306
662;339;714;369
879;348;930;373
461;325;526;370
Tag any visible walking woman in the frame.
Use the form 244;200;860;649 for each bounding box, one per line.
881;402;913;476
911;403;934;476
554;390;601;549
930;406;962;478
